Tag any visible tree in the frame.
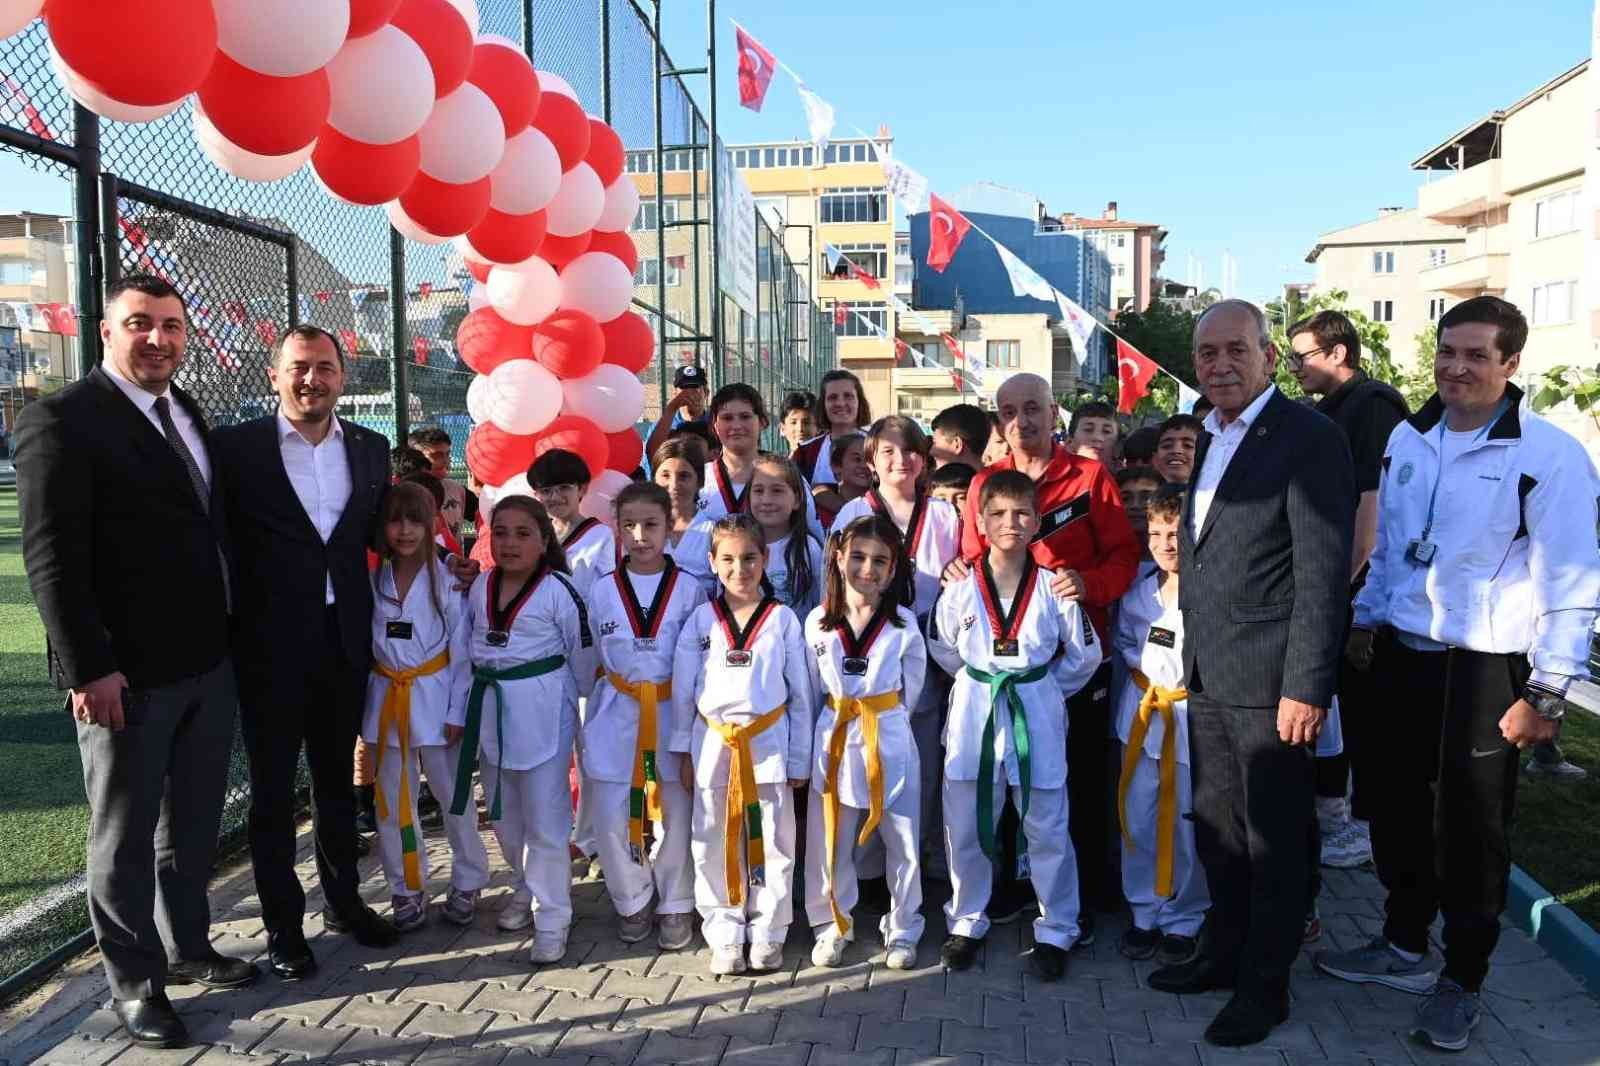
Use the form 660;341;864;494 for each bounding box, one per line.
1530;363;1600;438
1102;300;1197;419
1265;288;1400;400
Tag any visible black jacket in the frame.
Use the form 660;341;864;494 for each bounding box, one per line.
14;366;231;690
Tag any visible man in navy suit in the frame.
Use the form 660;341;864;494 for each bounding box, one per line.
1146;300;1354;1047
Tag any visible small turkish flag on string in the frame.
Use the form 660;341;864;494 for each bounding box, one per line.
1116;338;1159;414
418;282;433;298
413;336;430;365
254;320;278;347
834;302;846;330
339;328;360;356
846;258;880;290
949;366;965;391
940;332;963;364
734;25;778;111
315;290;332;304
926;193;971;274
894;338;911;364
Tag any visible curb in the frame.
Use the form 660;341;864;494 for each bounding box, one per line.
1507;864;1600;991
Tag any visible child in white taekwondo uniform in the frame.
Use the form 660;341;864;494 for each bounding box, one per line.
585;483;707;952
1110;488;1209;965
804;514;928;971
365;481;490;932
670;513;815;976
699;382;824;540
652;436;719;596
929;470;1102;981
749;455;826;622
453;495;598;965
529;449;617;598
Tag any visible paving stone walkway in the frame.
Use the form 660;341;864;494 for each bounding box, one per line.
5;825;1599;1066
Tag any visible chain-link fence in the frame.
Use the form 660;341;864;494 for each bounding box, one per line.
0;0;835;995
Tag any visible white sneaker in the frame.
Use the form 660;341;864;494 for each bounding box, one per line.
497;888;534;931
657;913;694;951
810;929;847;968
530;929;569;964
748;942;784;971
885;942;917;970
1320;820;1373;868
1315;795;1350;839
618;904;654;944
709;945;746;975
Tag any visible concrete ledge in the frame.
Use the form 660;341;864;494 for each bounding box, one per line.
1508;864;1600;992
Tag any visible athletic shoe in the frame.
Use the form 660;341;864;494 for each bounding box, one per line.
1315;795;1350;840
1029;941;1067;980
1156;933;1199;967
618;904;654;944
1320;820;1373;868
810;929;847;968
749;942;784;971
884;942;917;970
529;929;568;965
1075;910;1097;949
442;888;477;926
496;888;534;932
1413;978;1480;1051
710;946;745;975
580;855;606;883
1302;905;1322;944
1526;755;1588;779
657;914;694;951
1314;937;1440;994
391;894;426;932
1119;925;1161;961
940;934;982;971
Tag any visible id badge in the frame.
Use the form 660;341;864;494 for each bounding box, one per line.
486;630;510;648
633;637;658;653
386;620;414;640
993;638;1019;658
725;650;752;668
842;656;869;676
1147;626;1176;649
1406;539;1436;566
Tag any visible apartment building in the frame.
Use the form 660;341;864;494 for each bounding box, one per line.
1054;202;1167;313
0;211;79;387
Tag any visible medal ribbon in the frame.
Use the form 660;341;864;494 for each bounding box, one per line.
372;649;452;891
977;556;1038;653
1118;669;1187;899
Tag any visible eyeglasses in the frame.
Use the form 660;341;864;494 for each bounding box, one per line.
1285;346;1330;368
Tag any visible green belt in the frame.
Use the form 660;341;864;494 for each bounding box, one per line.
965;662;1050;863
452;654;566;820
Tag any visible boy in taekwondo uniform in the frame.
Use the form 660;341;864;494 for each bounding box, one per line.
930;470;1103;980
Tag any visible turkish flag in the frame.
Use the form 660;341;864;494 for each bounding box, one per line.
940;332;963;364
413;336;430;365
315;290;332;304
949;367;965;391
834;302;846;330
926;193;971;274
1116;338;1159;414
734;26;777;111
846;258;880;290
894;338;910;364
339;328;360;356
418;282;433;298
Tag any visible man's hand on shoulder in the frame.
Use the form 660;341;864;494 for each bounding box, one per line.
446;554;480;591
1276;697;1325;746
1049;568;1086;601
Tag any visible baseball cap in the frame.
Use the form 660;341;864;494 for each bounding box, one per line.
673;365;708;389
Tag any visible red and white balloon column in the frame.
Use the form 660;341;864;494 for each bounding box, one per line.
15;0;653;521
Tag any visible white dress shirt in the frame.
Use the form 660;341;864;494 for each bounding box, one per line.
103;360;212;487
276;412;352;604
1191;384;1277;535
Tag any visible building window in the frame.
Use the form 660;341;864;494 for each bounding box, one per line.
1114;235;1126;248
1114;263;1126;277
1371;299;1394;322
986;339;1021;368
1428;297;1449;322
823;243;887;280
1533;189;1578;238
819;186;889;224
1428;247;1449;268
624;150;654;173
1530;280;1577;325
895;237;910;259
631;198;683;232
894;265;912;287
836;301;886;337
0;260;33;286
1372;250;1395;274
633;258;684;287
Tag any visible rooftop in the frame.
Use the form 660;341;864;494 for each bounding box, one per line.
1411;59;1587;171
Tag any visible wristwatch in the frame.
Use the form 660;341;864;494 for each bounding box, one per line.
1524;684;1568;721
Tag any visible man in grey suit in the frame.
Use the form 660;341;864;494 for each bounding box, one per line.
1146;300;1354;1047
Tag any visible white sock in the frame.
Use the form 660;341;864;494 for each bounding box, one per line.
1389;942;1424;963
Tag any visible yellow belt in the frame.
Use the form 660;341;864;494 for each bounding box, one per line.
820;691;902;935
606;671;672;863
701;704;787;907
1117;669;1187;899
372;649;452;891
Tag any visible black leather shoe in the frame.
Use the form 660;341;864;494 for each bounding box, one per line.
267;928;317;981
1028;941;1067;980
325;904;399;947
940;934;982;971
168;952;257;989
1147;955;1236;995
113;994;188;1049
1203;992;1289;1047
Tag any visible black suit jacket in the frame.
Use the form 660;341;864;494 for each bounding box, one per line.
1179;388;1354;709
211;415;389;687
14;366;231;690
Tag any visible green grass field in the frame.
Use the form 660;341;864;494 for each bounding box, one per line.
1511;709;1600;927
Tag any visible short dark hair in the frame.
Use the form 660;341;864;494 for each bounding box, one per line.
817;369;871;431
1121;426;1160;465
527;448;592;488
1191;395;1214;419
829;432;865;471
401;470;445;509
408;426;452;449
105;272;183;311
1115;464;1161;488
652;435;709;480
931;403;990;458
275;323;346;369
668;420;718;453
1068;401;1116;436
1157;413;1204;442
1146;485;1187;525
930;463;975;492
979;468;1037;511
709;382;768;423
391;445;432;478
780;391;815;418
1288;310;1361;369
1437;295;1527;362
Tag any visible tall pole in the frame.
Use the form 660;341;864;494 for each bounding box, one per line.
73;104;101;374
650;1;669;408
705;0;723;380
389;227;410;444
599;0;612;124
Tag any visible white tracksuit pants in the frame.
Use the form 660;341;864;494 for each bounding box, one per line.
1119;750;1209;937
804;774;924;947
944;779;1080;949
691;783;796;948
376;742;491;900
482;736;575;933
586;776;694;918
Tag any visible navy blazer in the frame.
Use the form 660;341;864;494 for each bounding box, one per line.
1178;388;1354;710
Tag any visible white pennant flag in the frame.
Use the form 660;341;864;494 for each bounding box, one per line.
995;241;1056;302
823;242;844;273
1055;291;1100;358
797;86;835;154
1178;381;1202;414
1058;405;1072;432
882;156;929;212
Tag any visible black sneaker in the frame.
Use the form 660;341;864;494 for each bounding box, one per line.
1119;925;1161;961
417;783;444;830
354;785;378;834
1156;933;1198;967
1075;910;1097;949
940;934;982;971
1029;941;1067;980
986;879;1037;926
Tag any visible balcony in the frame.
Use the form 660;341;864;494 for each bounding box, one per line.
895;308;959;335
1417;159;1507;223
1420;226;1510;296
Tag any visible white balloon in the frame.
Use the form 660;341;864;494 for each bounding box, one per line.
486;257;560;326
51;45;184;123
417;83;506;184
562;363;645;433
195;106;313;181
467;286;490;311
326;25;435;145
579;469;632;524
490;126;562;215
214;0;349;77
594;176;640;234
466;373;492;425
445;0;479;36
453;234;489;265
0;0;43;39
537;71;578;102
385;200;450;245
558;251;633;323
496;473;533;498
544;162;603;237
484;358;563;435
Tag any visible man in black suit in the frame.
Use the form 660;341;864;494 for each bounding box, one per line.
1147;300;1354;1047
15;274;255;1049
211;325;396;978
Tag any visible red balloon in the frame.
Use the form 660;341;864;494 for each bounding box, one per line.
466;42;539;137
467;207;547;266
605;428;644;474
532;415;608;480
531;92;591;172
530;309;603;380
467;422;538;485
312;128;421;205
199;54;329;157
586;120;624;185
467;259;492;283
348;0;404;37
587;229;638;273
456;307;534;375
399;172;491;238
539;231;592;271
49;0;218;106
390;0;473;98
600;311;654;375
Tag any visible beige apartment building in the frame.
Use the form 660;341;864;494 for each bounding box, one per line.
892;308;1075;422
0;211;79;387
1055;203;1166;313
1304;208;1466;365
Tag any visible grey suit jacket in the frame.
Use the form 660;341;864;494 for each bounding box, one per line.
1179;388;1354;709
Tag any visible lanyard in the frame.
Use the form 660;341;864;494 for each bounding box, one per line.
1421;396;1509;541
